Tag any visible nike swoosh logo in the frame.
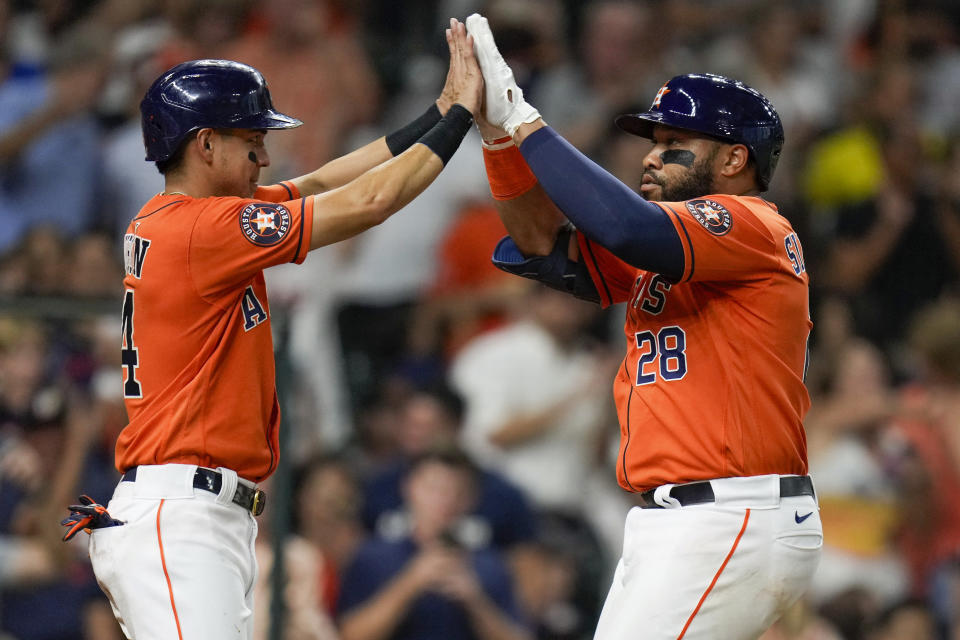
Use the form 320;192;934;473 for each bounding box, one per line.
795;511;813;524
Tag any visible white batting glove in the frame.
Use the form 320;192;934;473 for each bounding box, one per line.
465;13;541;137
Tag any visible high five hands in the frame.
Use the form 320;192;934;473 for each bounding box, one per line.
437;18;485;118
465;14;542;137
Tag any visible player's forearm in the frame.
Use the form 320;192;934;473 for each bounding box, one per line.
293;101;455;196
309;145;443;249
291;137;393;196
309;105;473;249
481;133;565;256
492;186;567;256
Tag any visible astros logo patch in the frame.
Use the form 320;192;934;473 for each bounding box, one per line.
239;203;291;246
686;199;732;235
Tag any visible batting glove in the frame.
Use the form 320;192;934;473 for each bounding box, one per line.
61;495;123;541
465;13;541;137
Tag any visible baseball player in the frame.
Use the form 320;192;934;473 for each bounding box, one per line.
464;14;822;640
59;19;483;640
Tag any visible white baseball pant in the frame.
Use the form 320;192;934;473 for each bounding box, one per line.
88;464;260;639
593;474;822;640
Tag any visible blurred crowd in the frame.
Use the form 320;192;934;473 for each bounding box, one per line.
0;0;959;639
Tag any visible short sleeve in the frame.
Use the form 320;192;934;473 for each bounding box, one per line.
253;180;299;203
576;232;639;307
189;190;314;295
658;195;778;283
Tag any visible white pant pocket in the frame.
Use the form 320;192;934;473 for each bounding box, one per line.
775;532;823;551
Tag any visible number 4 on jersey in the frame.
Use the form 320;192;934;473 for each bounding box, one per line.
121;289;142;398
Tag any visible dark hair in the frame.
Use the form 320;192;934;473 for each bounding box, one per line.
155;131;199;175
411;382;466;424
866;597;932;634
407;445;479;482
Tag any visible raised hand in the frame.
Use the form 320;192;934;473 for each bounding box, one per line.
437;18;484;118
465;13;541;136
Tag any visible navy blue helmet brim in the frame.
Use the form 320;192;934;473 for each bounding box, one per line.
615;113;661;140
231;109;303;130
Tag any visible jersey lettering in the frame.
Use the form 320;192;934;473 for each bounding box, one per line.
634;325;688;385
640;275;672;314
124;234;151;279
784;233;806;276
629;273;673;315
121;289;142;398
241;286;268;331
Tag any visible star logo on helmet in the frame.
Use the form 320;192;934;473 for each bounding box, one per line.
652;85;671;109
239;203;291;246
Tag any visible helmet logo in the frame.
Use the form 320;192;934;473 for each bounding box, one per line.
686;199;732;235
651;85;671;109
240;203;292;246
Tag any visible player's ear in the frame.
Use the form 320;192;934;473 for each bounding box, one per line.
196;128;216;162
718;143;750;180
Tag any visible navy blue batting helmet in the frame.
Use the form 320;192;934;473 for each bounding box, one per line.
141;59;302;162
615;73;784;191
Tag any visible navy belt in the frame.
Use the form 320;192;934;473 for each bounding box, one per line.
121;466;266;516
638;475;815;509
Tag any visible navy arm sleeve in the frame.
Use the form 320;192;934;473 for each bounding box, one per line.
519;126;684;280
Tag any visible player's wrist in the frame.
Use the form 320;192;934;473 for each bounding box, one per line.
512;119;547;146
481;134;513;150
435;96;453;116
501;100;541;137
483;140;537;200
418;103;474;165
386;103;443;156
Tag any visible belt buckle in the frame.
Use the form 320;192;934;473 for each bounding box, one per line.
251;489;265;516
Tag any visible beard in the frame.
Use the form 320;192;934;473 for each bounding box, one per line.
642;146;719;202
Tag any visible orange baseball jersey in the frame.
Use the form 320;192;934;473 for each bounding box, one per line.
578;194;811;492
117;181;313;481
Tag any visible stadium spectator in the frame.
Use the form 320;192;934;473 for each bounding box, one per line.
361;385;537;552
336;446;530;640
